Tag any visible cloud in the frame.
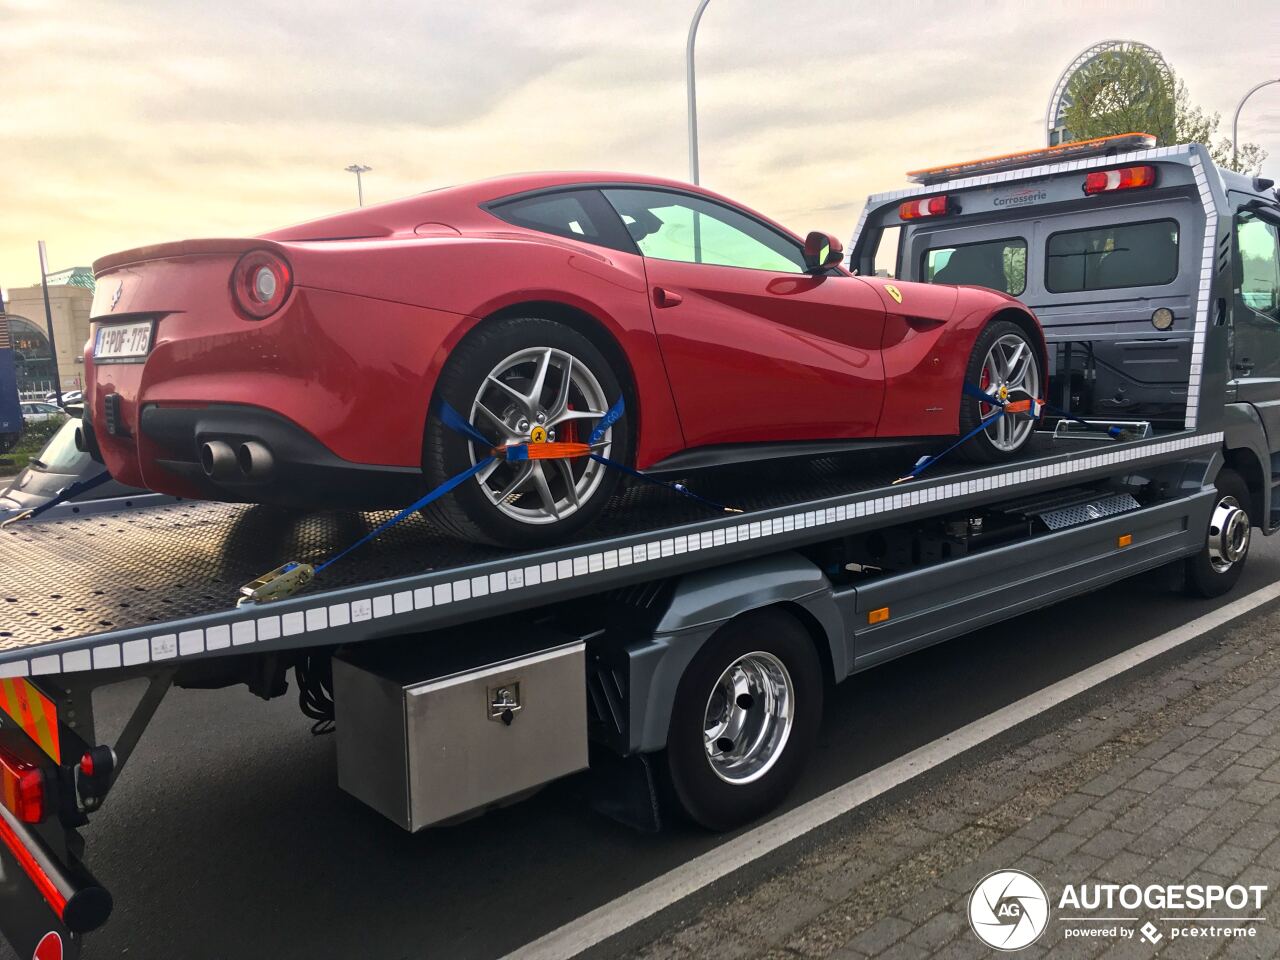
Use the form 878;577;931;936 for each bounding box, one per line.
2;0;1277;287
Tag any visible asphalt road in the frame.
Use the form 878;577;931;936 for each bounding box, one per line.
8;536;1280;960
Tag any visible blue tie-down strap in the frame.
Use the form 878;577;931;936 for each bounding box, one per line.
894;406;1008;484
239;398;739;603
0;470;113;529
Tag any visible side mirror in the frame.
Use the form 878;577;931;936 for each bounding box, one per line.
803;231;844;273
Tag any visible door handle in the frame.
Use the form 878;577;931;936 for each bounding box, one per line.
653;287;683;308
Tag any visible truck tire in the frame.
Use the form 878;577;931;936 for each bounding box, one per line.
423;317;630;547
665;609;823;831
958;321;1043;463
1184;468;1251;598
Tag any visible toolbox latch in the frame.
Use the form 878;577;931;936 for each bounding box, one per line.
488;683;523;725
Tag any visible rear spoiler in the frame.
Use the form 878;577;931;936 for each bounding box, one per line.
93;238;286;277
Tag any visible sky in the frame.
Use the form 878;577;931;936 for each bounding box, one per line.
2;0;1278;289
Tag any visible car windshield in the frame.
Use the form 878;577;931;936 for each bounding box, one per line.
30;418;90;473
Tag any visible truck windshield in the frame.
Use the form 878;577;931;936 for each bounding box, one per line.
1046;219;1178;293
923;237;1026;295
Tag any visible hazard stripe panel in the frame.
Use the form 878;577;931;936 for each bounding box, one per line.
0;679;60;764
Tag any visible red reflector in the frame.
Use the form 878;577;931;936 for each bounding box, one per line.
899;195;951;220
0;748;46;824
79;751;94;778
1083;164;1156;194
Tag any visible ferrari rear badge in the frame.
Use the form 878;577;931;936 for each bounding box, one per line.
110;280;123;311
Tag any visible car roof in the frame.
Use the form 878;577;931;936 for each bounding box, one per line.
263;172;800;244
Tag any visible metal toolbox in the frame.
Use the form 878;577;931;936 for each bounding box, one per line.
332;626;588;831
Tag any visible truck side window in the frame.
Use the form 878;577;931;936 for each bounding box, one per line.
1045;219;1178;293
1233;211;1280;378
922;237;1026;295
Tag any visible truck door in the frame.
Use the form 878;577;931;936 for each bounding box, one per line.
1230;206;1280;446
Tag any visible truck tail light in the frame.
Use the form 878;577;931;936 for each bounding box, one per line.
1083;165;1156;195
0;747;46;824
899;196;953;220
231;249;292;319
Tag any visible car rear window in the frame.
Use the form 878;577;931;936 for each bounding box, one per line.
1046;219;1179;293
923;237;1026;295
489;189;635;252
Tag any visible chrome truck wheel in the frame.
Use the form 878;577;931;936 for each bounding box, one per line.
1185;468;1251;598
422;317;629;548
702;652;795;785
666;610;823;831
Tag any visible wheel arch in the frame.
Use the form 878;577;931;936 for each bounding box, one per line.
629;553;846;754
987;306;1049;384
481;299;640;444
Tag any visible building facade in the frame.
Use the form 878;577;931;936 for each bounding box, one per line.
2;271;94;398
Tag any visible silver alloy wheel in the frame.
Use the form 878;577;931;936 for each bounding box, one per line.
1207;494;1250;573
978;333;1041;452
702;651;795;785
468;346;613;526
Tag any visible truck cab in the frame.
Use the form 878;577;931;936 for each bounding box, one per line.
851;134;1280;528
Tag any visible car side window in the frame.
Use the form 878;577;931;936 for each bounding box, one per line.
1233;210;1280;378
488;189;636;253
601;188;806;273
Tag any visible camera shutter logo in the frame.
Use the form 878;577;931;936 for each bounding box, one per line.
969;869;1050;951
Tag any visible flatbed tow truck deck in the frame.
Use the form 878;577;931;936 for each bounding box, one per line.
0;430;1212;673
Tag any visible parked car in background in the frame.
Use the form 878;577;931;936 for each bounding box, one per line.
83;171;1046;548
0;412;160;518
43;389;83;405
21;401;65;423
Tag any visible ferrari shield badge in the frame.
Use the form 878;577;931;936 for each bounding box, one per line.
884;284;903;304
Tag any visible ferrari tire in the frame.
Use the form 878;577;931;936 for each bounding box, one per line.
1184;468;1251;598
958;320;1043;463
665;609;824;832
422;317;630;548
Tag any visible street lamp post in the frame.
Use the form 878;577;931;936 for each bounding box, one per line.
686;0;712;186
36;241;64;407
344;164;372;207
1233;79;1280;169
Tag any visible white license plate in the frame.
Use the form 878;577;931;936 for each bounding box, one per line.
94;320;153;360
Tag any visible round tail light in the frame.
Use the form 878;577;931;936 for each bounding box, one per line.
231;249;292;319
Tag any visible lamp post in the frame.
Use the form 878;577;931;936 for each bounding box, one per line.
344;164;372;206
36;241;64;407
686;0;712;185
1233;79;1280;169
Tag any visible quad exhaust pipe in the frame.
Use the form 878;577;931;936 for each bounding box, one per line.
200;440;238;480
200;439;274;481
236;440;274;480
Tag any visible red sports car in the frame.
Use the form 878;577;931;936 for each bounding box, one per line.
83;172;1045;546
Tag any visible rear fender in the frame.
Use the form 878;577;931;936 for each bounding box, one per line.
626;552;844;754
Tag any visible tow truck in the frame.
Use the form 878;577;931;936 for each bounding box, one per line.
1;134;1278;958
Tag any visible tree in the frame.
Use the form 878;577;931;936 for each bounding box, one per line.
1062;48;1267;175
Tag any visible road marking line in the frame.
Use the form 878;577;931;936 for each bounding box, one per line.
504;580;1280;960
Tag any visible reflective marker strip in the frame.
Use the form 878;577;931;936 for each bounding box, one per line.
0;432;1226;679
0;679;60;764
